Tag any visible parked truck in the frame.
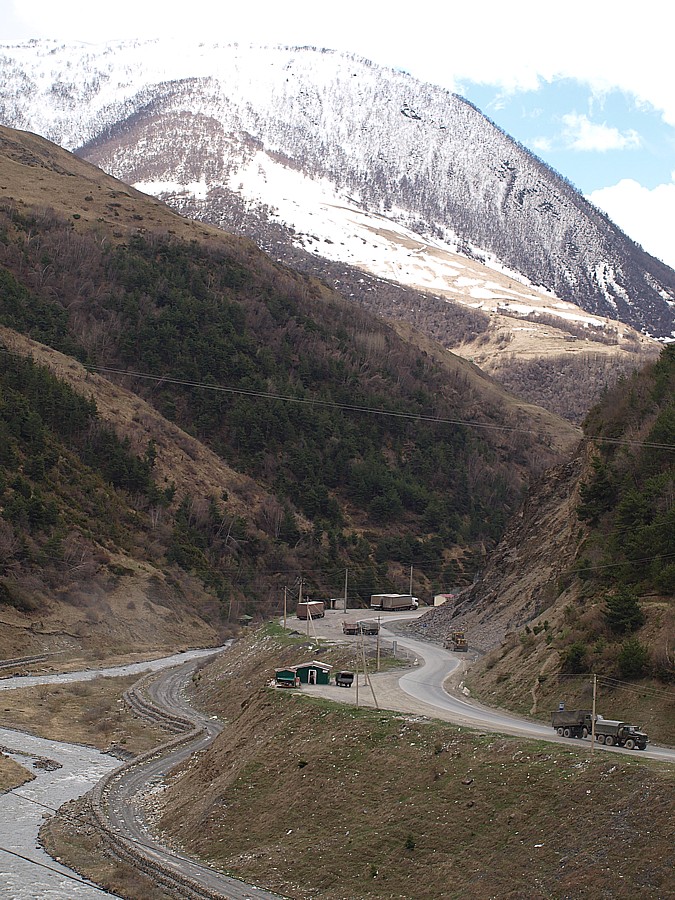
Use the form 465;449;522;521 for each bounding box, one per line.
342;621;380;635
370;593;419;611
335;671;354;688
296;600;325;620
551;709;648;749
444;630;468;652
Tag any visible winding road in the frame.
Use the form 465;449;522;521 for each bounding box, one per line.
2;614;673;899
95;656;284;900
302;610;675;763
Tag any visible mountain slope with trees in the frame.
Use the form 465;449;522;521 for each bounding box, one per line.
0;126;580;661
409;345;674;736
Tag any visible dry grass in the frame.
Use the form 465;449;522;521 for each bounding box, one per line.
0;675;168;755
0;753;34;792
0;125;240;250
38;626;675;899
158;689;674;900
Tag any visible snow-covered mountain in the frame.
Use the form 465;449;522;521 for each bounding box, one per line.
1;39;673;338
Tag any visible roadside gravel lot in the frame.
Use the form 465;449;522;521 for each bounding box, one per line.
284;607;473;722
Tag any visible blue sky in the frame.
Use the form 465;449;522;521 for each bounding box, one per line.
459;79;670;194
2;0;673;268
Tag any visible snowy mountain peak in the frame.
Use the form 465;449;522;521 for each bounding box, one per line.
0;39;674;338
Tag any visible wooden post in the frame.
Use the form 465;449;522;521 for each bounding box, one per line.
361;633;379;709
591;672;597;755
376;616;381;672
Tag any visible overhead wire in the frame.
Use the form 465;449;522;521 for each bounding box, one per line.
3;346;673;451
84;361;675;453
0;844;111;895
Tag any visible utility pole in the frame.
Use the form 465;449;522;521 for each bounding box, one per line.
376;616;381;672
360;633;379;709
355;638;360;707
344;568;348;613
591;673;597;755
283;587;287;629
409;565;413;598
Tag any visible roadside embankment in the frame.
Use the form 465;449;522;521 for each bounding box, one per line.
144;624;675;900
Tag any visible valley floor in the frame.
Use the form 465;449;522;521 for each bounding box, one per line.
4;623;673;899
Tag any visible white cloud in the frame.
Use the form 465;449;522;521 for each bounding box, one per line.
561;113;642;152
532;137;553;152
2;0;674;125
589;177;675;269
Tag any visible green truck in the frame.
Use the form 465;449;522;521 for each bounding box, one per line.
551;709;648;750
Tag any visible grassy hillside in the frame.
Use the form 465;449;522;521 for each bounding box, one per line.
45;625;672;900
0;126;579;649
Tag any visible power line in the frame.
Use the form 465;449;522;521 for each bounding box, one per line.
0;338;675;453
2;346;674;452
556;673;675;702
8;784;177;887
84;362;675;452
86;364;545;436
0;843;112;896
597;675;675;701
567;552;675;574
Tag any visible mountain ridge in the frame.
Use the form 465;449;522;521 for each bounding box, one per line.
0;39;673;340
0;125;581;665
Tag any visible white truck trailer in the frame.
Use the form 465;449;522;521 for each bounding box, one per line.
370;594;419;611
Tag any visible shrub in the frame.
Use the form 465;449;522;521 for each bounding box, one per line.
604;588;645;635
618;638;650;678
561;641;588;674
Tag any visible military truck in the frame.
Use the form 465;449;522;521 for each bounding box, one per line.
551;708;592;739
551;709;648;749
592;716;649;750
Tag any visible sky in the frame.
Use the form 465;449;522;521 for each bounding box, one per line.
2;0;674;269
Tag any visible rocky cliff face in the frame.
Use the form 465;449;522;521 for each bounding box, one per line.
0;39;673;338
409;446;589;652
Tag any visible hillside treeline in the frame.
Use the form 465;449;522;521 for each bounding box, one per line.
561;345;675;680
0;349;161;610
0;200;572;614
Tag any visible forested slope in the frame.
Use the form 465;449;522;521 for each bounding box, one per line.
411;346;675;733
0;126;579;658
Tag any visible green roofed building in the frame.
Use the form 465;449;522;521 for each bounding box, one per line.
293;661;332;685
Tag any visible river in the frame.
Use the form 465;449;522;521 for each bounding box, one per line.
0;646;226;899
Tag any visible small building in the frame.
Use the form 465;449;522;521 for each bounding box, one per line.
293;660;332;685
274;667;300;688
434;593;456;607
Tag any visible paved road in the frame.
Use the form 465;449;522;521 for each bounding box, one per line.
387;626;675;762
299;609;675;763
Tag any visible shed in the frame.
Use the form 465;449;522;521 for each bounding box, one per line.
274;667;300;688
293;660;332;685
